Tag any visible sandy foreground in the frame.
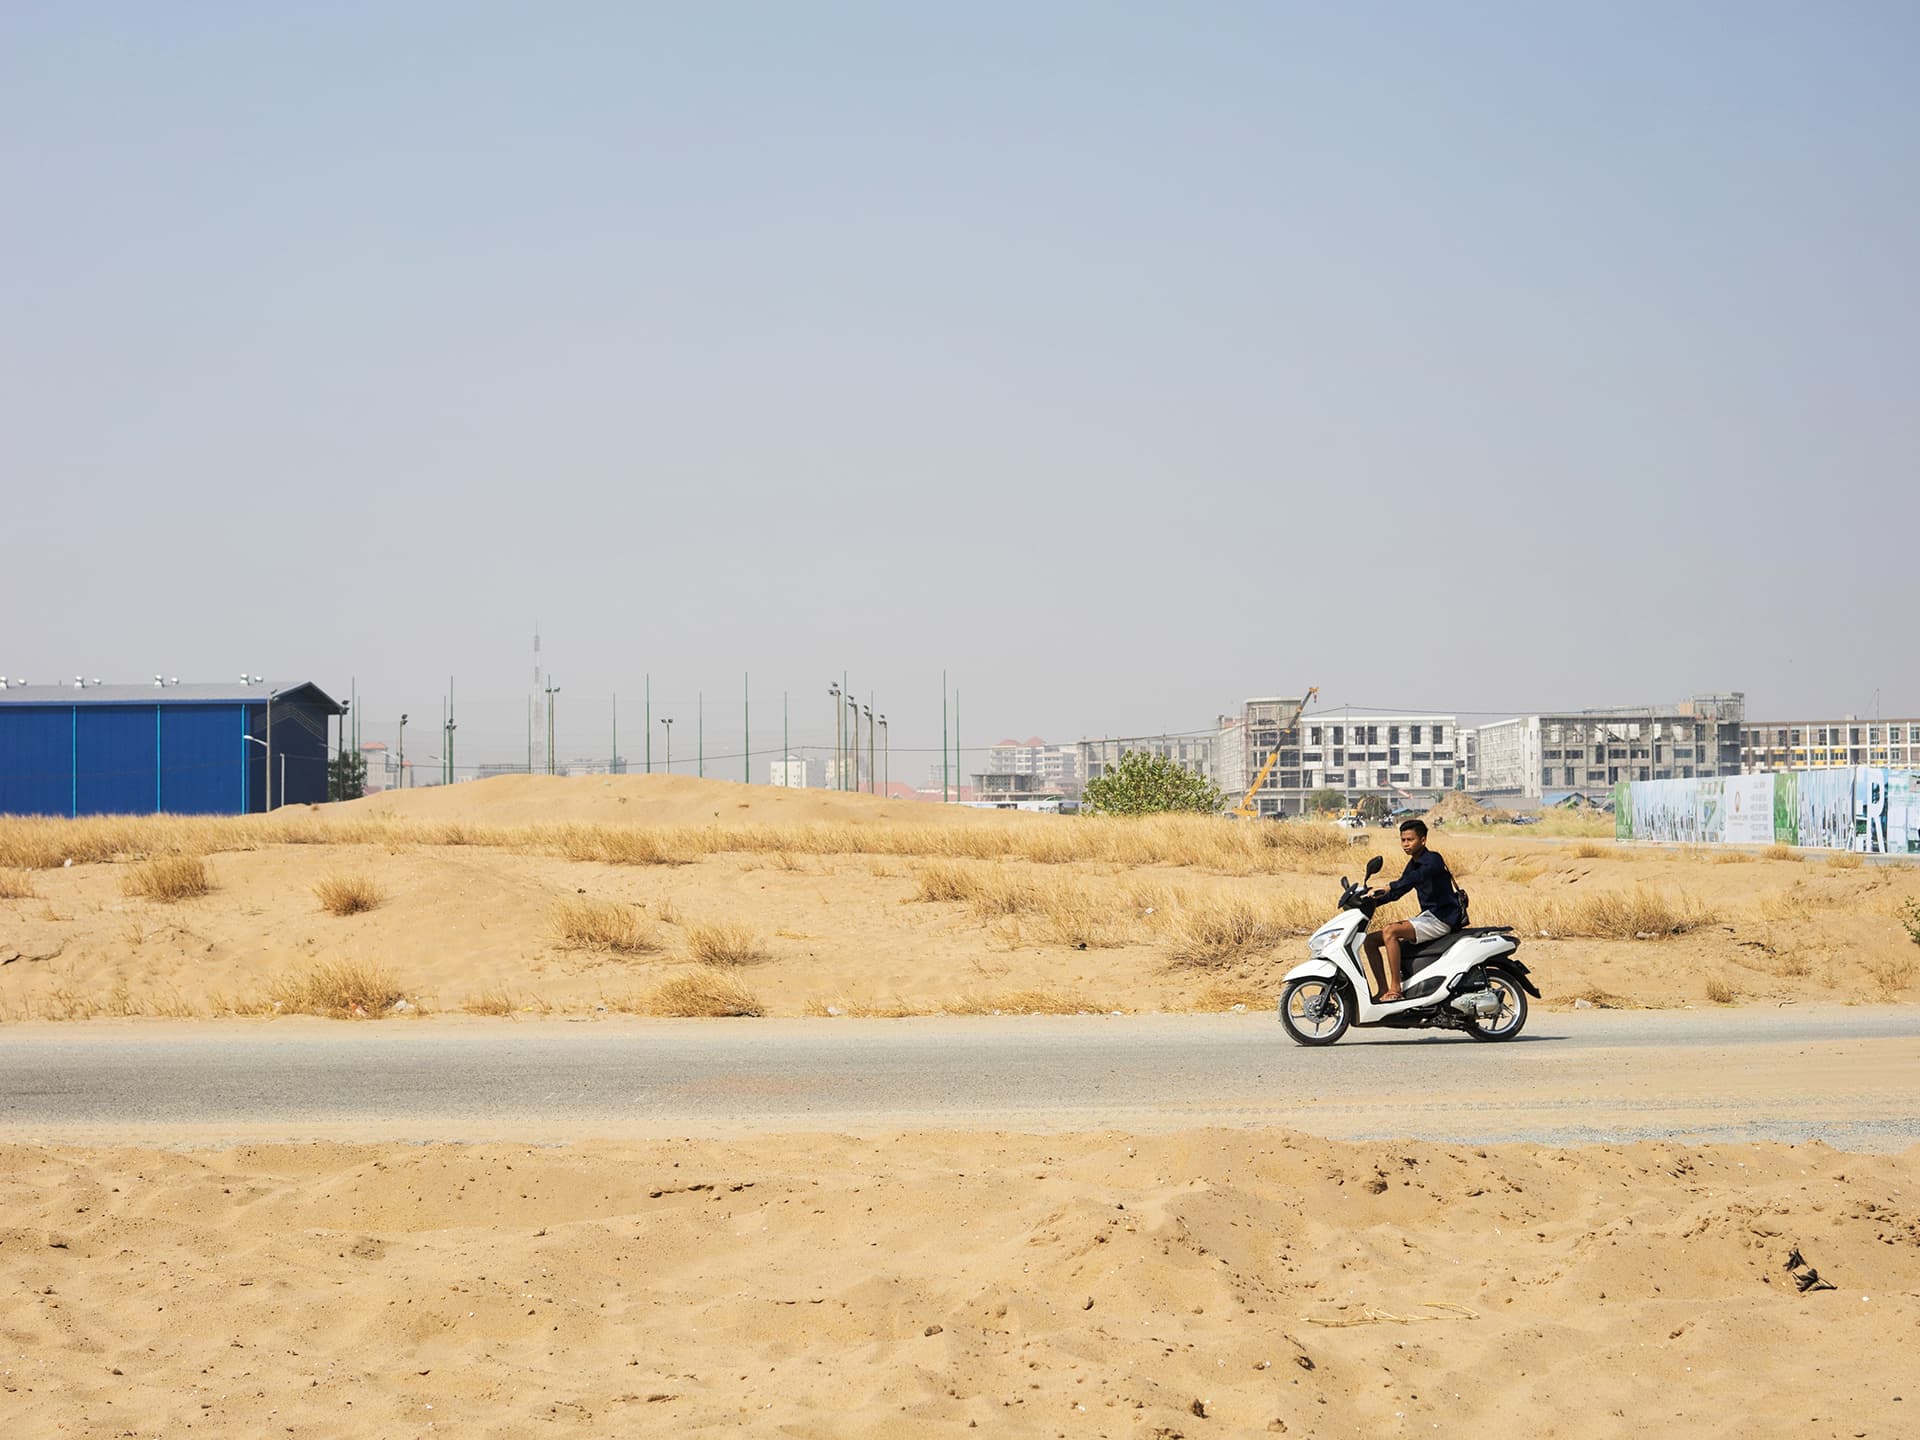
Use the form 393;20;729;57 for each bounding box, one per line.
1;1129;1914;1439
2;775;1917;1019
4;781;1918;1436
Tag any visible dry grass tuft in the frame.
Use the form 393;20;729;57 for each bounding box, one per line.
1763;844;1797;862
1712;850;1756;864
947;988;1107;1015
268;960;406;1018
1518;888;1717;939
552;897;661;953
553;824;701;867
0;868;37;900
1703;974;1738;1005
1865;954;1916;1001
462;988;517;1016
1758;891;1817;924
1825;852;1864;871
645;969;762;1017
313;873;384;916
1192;982;1269;1012
685;920;769;967
1165;898;1287;969
1563;986;1628;1009
122;855;212;902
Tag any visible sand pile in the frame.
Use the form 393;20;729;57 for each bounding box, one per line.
3;1129;1912;1438
1423;791;1496;826
340;772;1015;831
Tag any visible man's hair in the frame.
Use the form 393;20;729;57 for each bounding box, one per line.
1400;818;1428;839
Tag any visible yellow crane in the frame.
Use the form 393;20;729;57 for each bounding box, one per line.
1231;686;1319;819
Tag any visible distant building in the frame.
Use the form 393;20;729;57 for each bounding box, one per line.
0;680;344;815
1471;694;1746;800
361;741;391;793
968;771;1068;811
476;761;530;781
984;736;1082;795
1741;717;1920;772
1077;733;1215;789
769;755;808;787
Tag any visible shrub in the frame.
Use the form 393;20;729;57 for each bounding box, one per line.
1082;751;1223;816
1703;974;1738;1005
122;856;212;902
1902;899;1920;948
314;873;384;916
645;969;762;1017
268;960;406;1017
552;898;660;953
685;920;768;967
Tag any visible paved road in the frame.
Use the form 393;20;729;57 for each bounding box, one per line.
4;1008;1918;1150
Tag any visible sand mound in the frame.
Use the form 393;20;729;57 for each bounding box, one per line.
1424;791;1495;825
4;1129;1912;1437
338;773;1018;830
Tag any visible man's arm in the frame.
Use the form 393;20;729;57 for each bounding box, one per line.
1379;857;1421;901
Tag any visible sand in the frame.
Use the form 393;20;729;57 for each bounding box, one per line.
3;1129;1914;1438
2;776;1915;1019
5;781;1918;1436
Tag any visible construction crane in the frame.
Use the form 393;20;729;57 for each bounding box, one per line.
1231;687;1319;819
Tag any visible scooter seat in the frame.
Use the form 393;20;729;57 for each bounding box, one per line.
1400;925;1514;978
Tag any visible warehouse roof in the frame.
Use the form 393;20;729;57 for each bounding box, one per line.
0;681;345;713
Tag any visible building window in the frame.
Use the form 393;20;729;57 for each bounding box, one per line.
1410;725;1422;744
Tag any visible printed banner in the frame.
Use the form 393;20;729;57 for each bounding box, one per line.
1723;773;1774;845
1620;766;1920;850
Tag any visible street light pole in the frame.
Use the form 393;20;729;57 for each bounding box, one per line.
847;691;860;792
879;714;888;796
544;684;560;774
397;714;408;791
829;683;842;790
660;716;673;773
864;703;873;794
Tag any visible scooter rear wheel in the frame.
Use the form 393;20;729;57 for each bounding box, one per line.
1279;976;1352;1047
1462;969;1528;1041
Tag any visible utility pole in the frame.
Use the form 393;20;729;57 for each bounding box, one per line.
829;682;842;790
698;692;704;778
843;671;850;789
445;677;456;785
527;695;533;775
544;683;560;774
955;688;961;804
398;713;408;791
265;686;277;809
744;672;750;785
847;689;860;793
782;691;789;787
865;701;874;794
645;674;651;773
660;716;673;772
942;671;949;802
612;693;618;774
878;714;888;796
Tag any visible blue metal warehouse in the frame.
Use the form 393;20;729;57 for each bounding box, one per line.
0;681;346;817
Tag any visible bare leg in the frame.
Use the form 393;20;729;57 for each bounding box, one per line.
1362;932;1387;998
1381;925;1406;1000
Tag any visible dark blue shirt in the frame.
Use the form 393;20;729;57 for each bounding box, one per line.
1382;849;1461;928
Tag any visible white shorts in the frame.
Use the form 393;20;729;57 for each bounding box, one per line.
1410;911;1452;943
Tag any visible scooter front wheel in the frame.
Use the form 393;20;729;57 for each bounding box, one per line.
1278;976;1352;1047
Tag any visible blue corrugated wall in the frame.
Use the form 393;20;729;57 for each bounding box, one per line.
0;698;336;816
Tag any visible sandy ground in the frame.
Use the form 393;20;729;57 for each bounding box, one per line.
2;776;1916;1019
5;783;1918;1435
3;1130;1914;1438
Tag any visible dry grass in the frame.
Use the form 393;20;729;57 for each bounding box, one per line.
1763;844;1797;862
1562;985;1628;1009
1826;852;1864;871
644;969;762;1017
313;873;384;916
1865;954;1916;1001
551;897;661;953
0;868;37;899
946;988;1107;1015
555;825;701;867
803;996;919;1018
1496;887;1717;939
1192;982;1270;1012
267;960;407;1018
1758;891;1818;924
1703;974;1738;1005
1711;850;1756;865
1165;898;1286;969
121;855;212;902
684;920;769;967
462;988;517;1016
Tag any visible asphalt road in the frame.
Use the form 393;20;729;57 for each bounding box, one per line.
4;1007;1918;1150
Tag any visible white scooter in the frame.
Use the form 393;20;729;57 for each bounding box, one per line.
1277;855;1539;1046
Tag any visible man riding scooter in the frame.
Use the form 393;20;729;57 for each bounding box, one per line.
1363;819;1462;1001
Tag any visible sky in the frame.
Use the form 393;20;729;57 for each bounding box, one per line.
5;2;1917;776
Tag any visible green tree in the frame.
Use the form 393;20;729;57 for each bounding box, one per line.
1356;793;1391;823
1305;787;1346;815
328;749;367;803
1082;750;1223;816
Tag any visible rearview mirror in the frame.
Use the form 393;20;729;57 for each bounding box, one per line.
1364;855;1383;878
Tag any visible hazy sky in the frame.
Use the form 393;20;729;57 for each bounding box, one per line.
6;3;1916;774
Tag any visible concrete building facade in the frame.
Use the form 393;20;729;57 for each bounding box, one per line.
984;736;1082;793
1076;733;1215;788
1470;694;1746;800
1741;718;1920;772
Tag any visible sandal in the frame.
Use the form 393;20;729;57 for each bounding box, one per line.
1379;990;1403;1003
